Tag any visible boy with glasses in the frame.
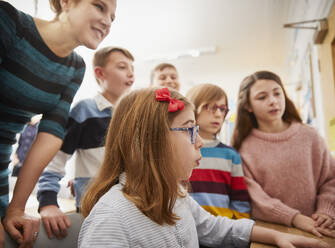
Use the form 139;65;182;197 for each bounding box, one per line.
186;84;250;230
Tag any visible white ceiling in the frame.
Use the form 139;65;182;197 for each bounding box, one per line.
7;0;334;104
101;0;294;99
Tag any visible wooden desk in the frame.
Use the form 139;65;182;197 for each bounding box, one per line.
251;220;335;248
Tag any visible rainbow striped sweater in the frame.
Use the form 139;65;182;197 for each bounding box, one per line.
189;139;250;219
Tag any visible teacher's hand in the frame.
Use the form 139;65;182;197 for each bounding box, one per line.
0;221;5;248
3;207;40;247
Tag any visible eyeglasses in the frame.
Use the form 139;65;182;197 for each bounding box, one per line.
203;103;229;116
170;125;199;144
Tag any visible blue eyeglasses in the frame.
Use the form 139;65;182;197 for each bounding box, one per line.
170;125;199;144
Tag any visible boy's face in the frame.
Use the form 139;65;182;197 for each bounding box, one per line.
152;67;180;91
196;97;228;140
96;51;134;104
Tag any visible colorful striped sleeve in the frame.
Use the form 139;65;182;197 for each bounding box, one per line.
229;150;251;218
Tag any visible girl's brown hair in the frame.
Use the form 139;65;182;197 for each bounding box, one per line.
186;83;228;120
81;88;192;225
231;70;302;151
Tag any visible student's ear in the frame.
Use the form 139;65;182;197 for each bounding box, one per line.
60;0;71;11
94;67;104;82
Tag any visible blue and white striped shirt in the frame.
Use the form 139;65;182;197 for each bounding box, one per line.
37;94;112;209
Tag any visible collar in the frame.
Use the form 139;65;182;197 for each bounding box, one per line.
94;93;113;111
203;138;220;147
119;172;126;186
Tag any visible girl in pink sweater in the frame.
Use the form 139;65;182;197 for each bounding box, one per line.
231;70;335;238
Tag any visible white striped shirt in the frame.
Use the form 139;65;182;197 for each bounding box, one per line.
78;173;254;247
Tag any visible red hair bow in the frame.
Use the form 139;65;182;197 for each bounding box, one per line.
155;88;184;112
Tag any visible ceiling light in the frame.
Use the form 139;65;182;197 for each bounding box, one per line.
143;45;217;61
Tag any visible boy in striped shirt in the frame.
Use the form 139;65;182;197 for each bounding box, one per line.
186;84;250;222
37;46;134;240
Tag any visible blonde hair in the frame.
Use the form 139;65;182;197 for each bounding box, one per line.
93;46;134;84
81;88;192;225
231;71;302;151
49;0;80;16
150;63;178;85
186;83;228;120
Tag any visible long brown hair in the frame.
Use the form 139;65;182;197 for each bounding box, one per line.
231;71;302;151
81;88;192;225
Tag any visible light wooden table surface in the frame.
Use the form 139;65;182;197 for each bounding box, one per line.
251;220;335;248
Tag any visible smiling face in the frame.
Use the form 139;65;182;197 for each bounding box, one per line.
152;67;180;91
169;106;203;181
64;0;117;49
247;79;286;130
196;96;228;140
95;51;134;104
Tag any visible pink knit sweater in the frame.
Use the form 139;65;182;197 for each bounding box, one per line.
239;122;335;226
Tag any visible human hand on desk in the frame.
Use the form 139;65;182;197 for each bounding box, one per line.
292;214;323;237
251;225;330;248
3;207;40;248
276;233;330;248
315;226;335;238
40;205;71;240
312;213;335;229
